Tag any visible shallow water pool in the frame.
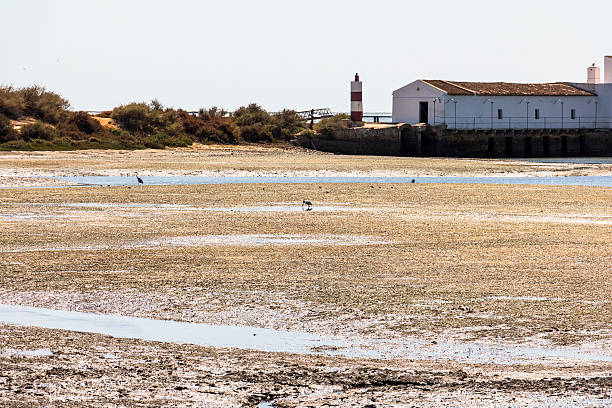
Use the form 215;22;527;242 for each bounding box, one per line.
51;175;612;187
1;304;611;364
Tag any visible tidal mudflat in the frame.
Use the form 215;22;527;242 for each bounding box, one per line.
0;147;611;407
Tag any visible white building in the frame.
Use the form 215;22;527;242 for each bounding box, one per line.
392;57;612;129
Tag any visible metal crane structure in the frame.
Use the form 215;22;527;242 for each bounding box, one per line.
296;108;334;129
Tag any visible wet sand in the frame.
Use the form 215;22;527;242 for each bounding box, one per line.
1;147;611;406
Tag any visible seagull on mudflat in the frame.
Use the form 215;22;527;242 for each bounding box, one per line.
302;200;313;211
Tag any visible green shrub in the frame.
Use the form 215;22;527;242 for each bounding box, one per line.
271;109;305;140
233;104;279;142
111;101;184;141
0;113;18;143
0;86;25;119
68;111;103;134
297;128;315;138
239;123;273;143
178;110;202;135
19;86;70;124
198;106;228;121
111;103;152;133
196;117;241;144
314;113;350;137
143;132;192;149
233;103;272;127
20;122;56;141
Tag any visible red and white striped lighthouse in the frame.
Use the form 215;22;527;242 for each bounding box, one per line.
351;73;363;122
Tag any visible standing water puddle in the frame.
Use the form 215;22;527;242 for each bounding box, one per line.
0;304;374;358
1;304;611;364
2;348;54;357
52;203;360;213
141;234;386;247
50;175;612;187
0;234;387;253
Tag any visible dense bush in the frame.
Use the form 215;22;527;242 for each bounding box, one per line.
231;105;306;142
233;103;272;127
20;122;57;141
271;109;304;140
111;103;153;133
0;85;69;123
143;132;191;149
0;86;25;119
68;111;103;134
232;104;306;142
0;113;18;143
198;107;227;121
314;113;350;137
111;101;185;139
239;123;274;143
21;86;69;124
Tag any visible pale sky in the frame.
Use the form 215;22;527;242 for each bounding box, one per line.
2;0;611;112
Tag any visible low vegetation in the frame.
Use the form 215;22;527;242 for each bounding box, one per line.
0;86;310;150
313;113;350;137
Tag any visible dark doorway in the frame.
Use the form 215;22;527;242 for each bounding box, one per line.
543;136;550;157
487;137;495;157
400;128;420;156
504;136;514;158
561;135;568;156
579;135;586;156
524;137;532;157
419;102;429;124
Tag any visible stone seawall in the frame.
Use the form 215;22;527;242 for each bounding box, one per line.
295;125;612;158
296;125;407;156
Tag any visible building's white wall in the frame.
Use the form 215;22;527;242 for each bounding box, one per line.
568;82;612;128
605;56;612;84
593;83;612;128
442;95;596;129
392;80;446;124
392;80;602;129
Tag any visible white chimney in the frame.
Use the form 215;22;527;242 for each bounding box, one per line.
587;63;600;84
605;56;612;83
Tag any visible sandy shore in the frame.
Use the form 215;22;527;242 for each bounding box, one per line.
1;147;611;406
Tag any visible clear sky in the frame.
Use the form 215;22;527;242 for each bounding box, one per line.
2;0;611;113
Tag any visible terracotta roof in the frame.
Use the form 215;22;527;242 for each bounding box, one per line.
422;80;595;96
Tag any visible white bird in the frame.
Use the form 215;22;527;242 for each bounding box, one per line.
302;200;313;211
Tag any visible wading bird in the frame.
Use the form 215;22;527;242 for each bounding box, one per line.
302;200;313;211
136;173;144;184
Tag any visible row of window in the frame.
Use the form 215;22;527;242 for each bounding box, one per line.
496;109;576;119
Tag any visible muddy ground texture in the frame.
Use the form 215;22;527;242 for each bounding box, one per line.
1;147;611;406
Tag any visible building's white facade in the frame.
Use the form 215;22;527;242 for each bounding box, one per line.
392;59;612;129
